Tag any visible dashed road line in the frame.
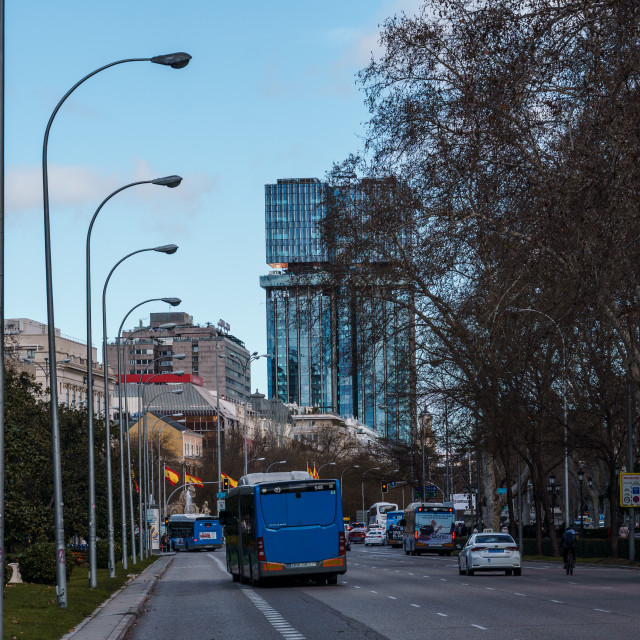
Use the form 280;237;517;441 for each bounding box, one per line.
436;612;448;617
513;593;526;596
410;604;420;608
354;586;361;589
241;587;305;640
594;608;610;613
471;624;487;630
370;590;377;593
485;587;495;591
388;596;397;600
551;600;563;604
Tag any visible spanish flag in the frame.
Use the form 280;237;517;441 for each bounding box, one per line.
165;467;180;486
185;473;204;487
312;464;319;479
132;470;139;493
221;472;238;488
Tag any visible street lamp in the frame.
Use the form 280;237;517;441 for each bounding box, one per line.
249;457;265;468
547;473;561;530
23;356;70;393
141;388;183;556
578;469;585;534
509;307;569;527
340;465;359;498
221;351;271;476
318;462;336;477
362;467;381;516
42;51;190;608
93;236;179;581
266;460;287;472
116;300;180;564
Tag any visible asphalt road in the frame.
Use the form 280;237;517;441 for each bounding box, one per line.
125;544;640;640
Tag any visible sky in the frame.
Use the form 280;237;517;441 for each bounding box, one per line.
5;0;423;395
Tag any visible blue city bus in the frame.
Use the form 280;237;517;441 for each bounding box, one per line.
219;471;347;586
385;510;404;548
167;514;224;552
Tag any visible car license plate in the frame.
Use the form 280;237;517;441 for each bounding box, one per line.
488;549;504;553
287;562;317;568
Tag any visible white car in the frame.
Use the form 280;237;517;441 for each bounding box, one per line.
365;526;386;546
458;532;522;576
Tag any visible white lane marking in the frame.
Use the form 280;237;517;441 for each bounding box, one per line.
408;572;415;575
514;593;526;596
423;575;430;578
354;586;361;589
462;583;470;586
411;604;420;608
568;581;578;585
241;587;306;639
485;587;495;591
370;590;377;593
551;600;563;604
594;608;610;613
208;553;228;573
388;596;397;600
440;578;448;582
436;612;448;617
471;624;487;630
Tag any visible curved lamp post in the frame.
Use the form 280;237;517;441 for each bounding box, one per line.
141;388;183;556
266;460;286;473
249;457;265;468
23;357;70;395
318;461;336;477
96;245;178;578
42;51;190;607
340;465;360;498
222;351;270;476
116;300;181;565
361;467;381;516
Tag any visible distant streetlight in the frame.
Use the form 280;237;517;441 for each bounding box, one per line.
340;465;360;498
23;356;70;394
249;457;266;468
41;50;190;607
221;351;271;475
115;298;181;565
266;460;287;472
318;461;336;477
362;467;381;515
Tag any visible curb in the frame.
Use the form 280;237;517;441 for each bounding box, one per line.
63;555;174;640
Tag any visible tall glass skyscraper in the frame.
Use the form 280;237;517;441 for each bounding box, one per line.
260;178;413;442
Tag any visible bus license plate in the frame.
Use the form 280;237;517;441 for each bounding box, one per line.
199;532;215;539
287;562;317;568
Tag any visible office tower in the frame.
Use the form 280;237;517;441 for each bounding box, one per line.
260;178;413;442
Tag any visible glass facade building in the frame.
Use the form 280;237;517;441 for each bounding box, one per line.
260;178;413;442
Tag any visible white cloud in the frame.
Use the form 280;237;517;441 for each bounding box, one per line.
6;161;217;218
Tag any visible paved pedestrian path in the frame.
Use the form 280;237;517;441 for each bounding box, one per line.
62;555;174;640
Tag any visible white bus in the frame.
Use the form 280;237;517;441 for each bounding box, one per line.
401;502;456;556
368;502;399;528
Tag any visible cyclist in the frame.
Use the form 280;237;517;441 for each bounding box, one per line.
561;526;577;570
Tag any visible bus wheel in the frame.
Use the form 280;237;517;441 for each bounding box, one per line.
327;574;338;585
314;576;327;585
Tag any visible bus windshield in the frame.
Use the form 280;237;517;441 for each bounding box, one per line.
259;480;338;528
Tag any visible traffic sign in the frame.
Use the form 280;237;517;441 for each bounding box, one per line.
217;499;226;512
497;488;507;495
620;473;640;508
389;481;397;488
216;491;226;499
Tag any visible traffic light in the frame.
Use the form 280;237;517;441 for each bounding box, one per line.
222;476;230;491
164;516;169;527
381;481;388;493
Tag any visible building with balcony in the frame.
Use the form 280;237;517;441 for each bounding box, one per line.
4;317;116;416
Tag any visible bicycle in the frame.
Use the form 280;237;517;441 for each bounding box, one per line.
565;550;575;575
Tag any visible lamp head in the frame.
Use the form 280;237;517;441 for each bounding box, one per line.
150;52;192;69
578;469;585;482
251;351;258;356
279;460;287;464
172;353;186;360
152;175;183;188
172;370;185;376
549;472;556;486
171;389;184;395
59;358;71;364
172;413;184;418
23;358;33;364
154;244;179;255
353;465;360;469
160;297;181;307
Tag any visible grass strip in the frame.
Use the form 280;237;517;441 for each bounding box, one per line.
3;555;157;640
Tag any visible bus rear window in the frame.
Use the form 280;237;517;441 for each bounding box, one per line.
259;481;338;528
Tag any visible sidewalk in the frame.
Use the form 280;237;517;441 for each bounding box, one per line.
62;554;174;640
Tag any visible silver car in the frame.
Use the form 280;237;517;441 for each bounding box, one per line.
458;532;522;576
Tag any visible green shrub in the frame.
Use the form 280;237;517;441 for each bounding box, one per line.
19;542;73;585
96;540;122;569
